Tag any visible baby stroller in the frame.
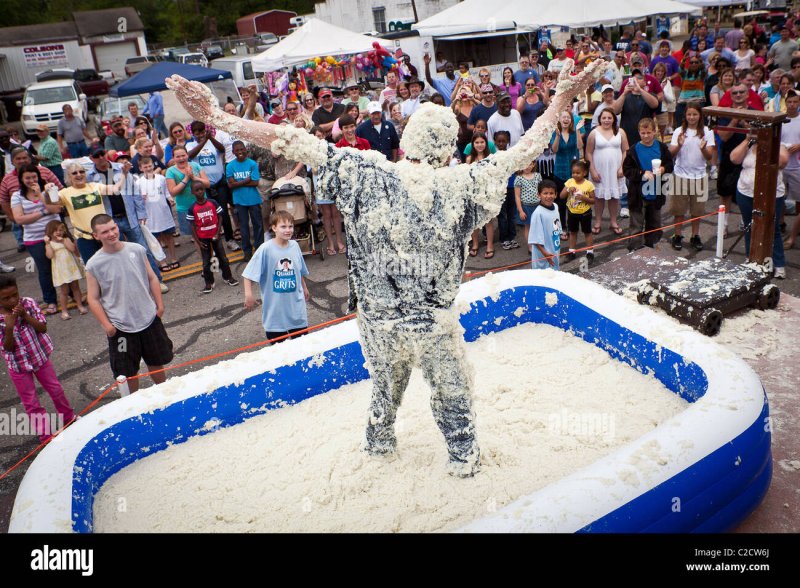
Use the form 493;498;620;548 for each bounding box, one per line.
268;180;326;261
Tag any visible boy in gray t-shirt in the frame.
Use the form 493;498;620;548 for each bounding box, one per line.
86;214;172;392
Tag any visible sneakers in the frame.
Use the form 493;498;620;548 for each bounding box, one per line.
16;244;25;253
224;277;239;286
501;240;513;250
619;207;630;219
586;251;595;262
774;267;786;279
670;234;683;251
159;282;169;294
508;239;520;249
690;235;703;251
710;166;718;180
201;283;214;294
226;240;241;251
565;251;577;262
0;261;14;273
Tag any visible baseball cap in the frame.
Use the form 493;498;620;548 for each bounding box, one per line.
91;148;107;158
318;88;333;98
601;84;615;93
367;101;382;114
556;47;565;52
496;91;511;102
109;151;130;162
36;124;50;132
480;83;494;93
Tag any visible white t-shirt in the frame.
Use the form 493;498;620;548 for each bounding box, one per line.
547;58;570;73
215;129;235;162
487;110;525;146
780;114;800;171
738;148;785;198
185;139;225;184
670;127;715;178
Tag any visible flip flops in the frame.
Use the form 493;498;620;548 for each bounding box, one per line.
484;249;495;259
469;247;478;257
591;225;601;235
611;226;624;235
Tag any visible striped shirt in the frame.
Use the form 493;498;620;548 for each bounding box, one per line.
0;297;53;373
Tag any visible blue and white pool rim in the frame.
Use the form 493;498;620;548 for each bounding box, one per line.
9;270;771;533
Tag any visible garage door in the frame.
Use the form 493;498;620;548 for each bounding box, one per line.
95;41;138;78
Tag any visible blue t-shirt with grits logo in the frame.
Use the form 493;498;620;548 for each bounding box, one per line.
242;239;309;332
186;139;224;184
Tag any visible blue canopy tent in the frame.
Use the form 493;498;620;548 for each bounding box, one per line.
110;62;233;97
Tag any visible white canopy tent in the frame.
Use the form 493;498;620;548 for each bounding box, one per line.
251;18;392;71
413;0;704;37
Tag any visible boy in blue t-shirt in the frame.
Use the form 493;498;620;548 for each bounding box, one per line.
242;210;310;341
226;140;263;262
528;179;562;270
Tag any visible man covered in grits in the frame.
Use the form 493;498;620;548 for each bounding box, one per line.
167;60;604;477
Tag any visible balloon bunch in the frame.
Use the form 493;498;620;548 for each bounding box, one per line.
303;55;348;82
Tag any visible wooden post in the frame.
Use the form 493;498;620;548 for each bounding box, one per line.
703;107;786;265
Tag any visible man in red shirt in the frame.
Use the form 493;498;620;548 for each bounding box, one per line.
717;69;765;110
335;115;371;150
267;99;288;125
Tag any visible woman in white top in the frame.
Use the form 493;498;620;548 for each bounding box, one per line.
585;109;628;234
731;133;789;278
734;38;755;70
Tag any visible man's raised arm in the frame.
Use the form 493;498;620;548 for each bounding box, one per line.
166;76;331;167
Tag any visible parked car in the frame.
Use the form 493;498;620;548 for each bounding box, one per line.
255;32;279;52
35;68;111;112
124;56;158;78
164;47;191;62
178;53;209;67
203;44;224;60
17;79;87;138
94;95;146;138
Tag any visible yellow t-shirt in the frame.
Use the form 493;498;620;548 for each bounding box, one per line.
59;183;105;238
565;178;595;214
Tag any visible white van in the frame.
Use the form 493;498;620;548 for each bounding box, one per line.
17;79;87;137
211;56;263;91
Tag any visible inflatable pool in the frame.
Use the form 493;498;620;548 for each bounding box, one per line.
9;270;771;533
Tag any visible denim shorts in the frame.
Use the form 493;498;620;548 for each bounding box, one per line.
177;212;192;236
515;203;538;226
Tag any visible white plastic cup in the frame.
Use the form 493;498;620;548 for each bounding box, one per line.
46;185;60;204
652;158;662;174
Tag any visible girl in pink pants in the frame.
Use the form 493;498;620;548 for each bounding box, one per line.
0;275;75;442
